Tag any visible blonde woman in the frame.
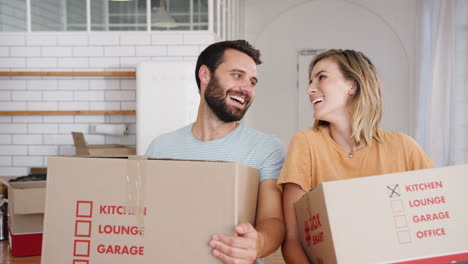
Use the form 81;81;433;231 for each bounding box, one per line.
278;49;435;263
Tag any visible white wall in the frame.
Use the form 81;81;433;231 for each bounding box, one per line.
0;32;215;176
242;0;419;146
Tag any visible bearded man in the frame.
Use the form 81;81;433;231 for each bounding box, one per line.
146;40;285;264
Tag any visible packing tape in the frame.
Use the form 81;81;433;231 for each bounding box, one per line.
126;156;148;227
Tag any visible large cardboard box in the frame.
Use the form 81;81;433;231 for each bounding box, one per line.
7;180;46;257
295;165;468;264
42;156;259;264
72;132;136;156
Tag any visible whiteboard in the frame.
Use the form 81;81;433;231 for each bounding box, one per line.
136;61;200;155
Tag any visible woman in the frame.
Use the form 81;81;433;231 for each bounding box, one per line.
277;49;435;263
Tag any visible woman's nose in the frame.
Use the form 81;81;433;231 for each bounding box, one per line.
306;82;316;95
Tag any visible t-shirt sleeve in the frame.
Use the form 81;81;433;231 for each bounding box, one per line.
257;137;285;182
145;138;157;156
402;134;436;170
277;131;312;192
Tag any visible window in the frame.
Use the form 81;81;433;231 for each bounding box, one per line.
0;0;27;32
0;0;212;32
31;0;86;31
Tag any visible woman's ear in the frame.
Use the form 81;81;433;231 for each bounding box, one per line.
349;81;357;96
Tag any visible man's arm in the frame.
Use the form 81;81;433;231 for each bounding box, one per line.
209;179;284;263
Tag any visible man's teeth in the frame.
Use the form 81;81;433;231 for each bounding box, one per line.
229;95;245;104
313;97;324;104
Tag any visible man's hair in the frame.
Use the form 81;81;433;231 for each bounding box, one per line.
195;40;262;89
310;49;383;146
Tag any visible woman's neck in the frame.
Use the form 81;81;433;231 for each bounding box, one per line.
328;120;364;153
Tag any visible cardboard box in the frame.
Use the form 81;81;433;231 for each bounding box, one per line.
72;132;136;156
295;165;468;264
7;180;46;257
42;156;259;264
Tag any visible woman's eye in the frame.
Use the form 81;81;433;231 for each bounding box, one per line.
319;75;326;80
233;74;241;78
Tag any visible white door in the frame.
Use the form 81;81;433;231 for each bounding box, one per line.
296;49;325;131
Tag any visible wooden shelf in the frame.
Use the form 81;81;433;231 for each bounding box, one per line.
0;71;136;115
0;71;136;77
0;110;136;116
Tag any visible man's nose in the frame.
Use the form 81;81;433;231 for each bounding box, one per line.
240;79;254;91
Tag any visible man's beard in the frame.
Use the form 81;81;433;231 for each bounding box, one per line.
204;75;252;122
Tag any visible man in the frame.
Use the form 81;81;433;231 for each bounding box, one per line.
146;40;285;264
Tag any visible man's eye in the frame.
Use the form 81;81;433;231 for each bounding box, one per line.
233;74;241;78
319;75;326;80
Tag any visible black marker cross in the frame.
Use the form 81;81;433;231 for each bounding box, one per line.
387;184;400;198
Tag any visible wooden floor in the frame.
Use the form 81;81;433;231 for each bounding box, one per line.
0;240;40;264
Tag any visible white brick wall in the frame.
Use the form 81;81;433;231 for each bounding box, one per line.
10;47;41;57
58;57;90;68
0;32;216;176
12;91;42;101
42;47;73;57
105;47;135;57
13;135;43;145
73;47;104;57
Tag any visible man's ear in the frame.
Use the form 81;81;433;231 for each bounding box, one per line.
198;65;211;86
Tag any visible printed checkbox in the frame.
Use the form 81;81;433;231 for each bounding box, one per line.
393;215;408;229
390;199;404;213
74;240;91;257
75;220;92;237
73;260;89;264
397;230;412;244
76;201;93;218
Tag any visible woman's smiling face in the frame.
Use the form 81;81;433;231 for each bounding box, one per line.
307;57;356;123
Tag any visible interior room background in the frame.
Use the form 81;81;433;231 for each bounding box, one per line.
0;0;466;177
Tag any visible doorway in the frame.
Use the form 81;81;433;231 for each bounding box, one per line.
296;49;326;131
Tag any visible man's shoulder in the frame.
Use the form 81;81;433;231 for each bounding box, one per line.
153;125;191;142
241;124;281;141
239;124;284;150
146;125;192;156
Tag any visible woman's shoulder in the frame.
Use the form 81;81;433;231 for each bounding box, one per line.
293;127;324;140
377;129;417;146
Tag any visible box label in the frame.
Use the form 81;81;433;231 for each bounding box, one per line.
73;201;147;262
387;180;452;244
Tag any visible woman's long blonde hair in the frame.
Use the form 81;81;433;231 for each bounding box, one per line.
310;49;383;146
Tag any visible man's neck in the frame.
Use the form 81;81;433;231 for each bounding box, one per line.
192;106;239;141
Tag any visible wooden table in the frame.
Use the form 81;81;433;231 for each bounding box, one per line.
0;240;40;264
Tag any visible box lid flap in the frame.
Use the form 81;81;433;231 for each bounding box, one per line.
72;132;86;147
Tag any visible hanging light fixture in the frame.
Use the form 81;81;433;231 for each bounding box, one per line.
152;0;177;28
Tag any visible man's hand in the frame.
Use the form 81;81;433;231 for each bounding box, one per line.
209;222;262;264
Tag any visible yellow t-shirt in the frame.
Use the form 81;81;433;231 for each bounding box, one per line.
277;126;435;192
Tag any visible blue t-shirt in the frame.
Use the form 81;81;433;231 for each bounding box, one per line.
145;123;285;182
